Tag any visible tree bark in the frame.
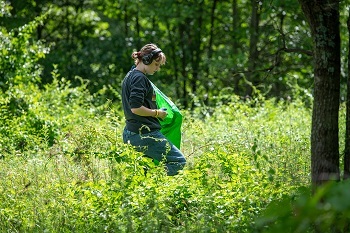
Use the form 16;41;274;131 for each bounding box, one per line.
179;22;189;108
345;13;350;180
203;0;218;105
231;0;242;93
246;0;260;96
190;1;204;99
298;0;341;187
165;19;181;99
232;0;239;55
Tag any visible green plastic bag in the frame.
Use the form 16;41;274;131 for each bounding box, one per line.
151;82;183;149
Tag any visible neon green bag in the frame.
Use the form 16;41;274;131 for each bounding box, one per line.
151;82;183;149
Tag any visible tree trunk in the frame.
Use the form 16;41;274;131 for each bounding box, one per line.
179;22;189;108
232;0;239;55
190;1;204;99
298;0;341;187
246;0;260;96
203;0;218;105
165;19;181;99
231;0;242;93
345;13;350;180
124;1;129;37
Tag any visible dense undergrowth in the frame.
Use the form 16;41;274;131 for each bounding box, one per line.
0;75;313;232
2;75;350;233
2;7;350;232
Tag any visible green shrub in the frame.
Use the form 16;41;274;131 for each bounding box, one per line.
0;73;106;153
256;180;350;233
1;3;343;233
0;93;313;232
0;13;48;91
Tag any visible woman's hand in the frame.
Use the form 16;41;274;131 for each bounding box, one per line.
157;108;168;120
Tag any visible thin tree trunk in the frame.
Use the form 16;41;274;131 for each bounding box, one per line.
246;0;260;96
124;1;129;37
179;23;188;108
165;19;180;99
190;1;204;101
344;12;350;180
135;1;141;49
203;0;218;105
298;0;341;188
35;2;43;40
232;0;239;55
231;0;242;93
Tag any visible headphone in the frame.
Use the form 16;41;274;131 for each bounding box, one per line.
142;48;162;65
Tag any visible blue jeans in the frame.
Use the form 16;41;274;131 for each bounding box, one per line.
123;128;186;176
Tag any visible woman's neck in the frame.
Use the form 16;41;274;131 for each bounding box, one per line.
135;64;147;75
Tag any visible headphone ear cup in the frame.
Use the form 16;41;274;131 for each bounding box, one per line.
142;48;162;65
142;54;151;65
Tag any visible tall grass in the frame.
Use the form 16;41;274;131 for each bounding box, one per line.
0;79;313;232
1;8;347;232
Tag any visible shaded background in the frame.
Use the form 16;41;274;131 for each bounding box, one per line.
1;0;349;108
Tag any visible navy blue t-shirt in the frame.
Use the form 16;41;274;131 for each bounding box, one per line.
121;68;160;134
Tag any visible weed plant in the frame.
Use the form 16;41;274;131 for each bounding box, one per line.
0;78;313;232
2;9;348;232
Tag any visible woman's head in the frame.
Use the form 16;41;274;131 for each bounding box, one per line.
132;44;166;66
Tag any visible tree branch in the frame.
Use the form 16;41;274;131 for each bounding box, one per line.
277;47;313;56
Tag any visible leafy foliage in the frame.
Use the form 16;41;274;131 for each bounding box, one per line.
256;181;350;233
1;2;349;233
0;75;314;232
0;13;48;91
0;62;105;152
1;0;321;106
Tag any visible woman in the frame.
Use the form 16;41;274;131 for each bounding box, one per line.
121;43;186;176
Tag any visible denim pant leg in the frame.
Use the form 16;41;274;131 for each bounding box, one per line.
123;129;186;176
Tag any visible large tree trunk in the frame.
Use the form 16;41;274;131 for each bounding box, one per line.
345;13;350;180
298;0;341;187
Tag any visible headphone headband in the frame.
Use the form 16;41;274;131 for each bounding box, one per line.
142;48;162;65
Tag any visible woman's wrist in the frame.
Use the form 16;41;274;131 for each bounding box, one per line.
154;109;159;117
